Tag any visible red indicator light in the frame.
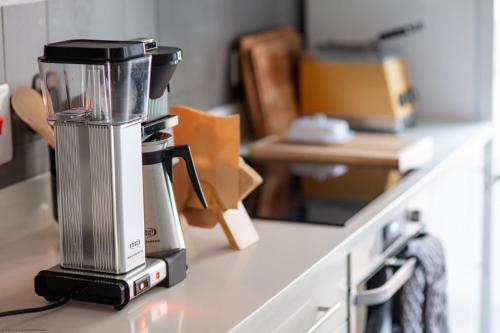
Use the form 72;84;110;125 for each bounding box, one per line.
134;275;150;295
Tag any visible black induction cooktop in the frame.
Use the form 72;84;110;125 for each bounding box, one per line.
250;198;367;226
245;161;378;227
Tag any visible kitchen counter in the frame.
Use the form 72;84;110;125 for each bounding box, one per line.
0;121;493;333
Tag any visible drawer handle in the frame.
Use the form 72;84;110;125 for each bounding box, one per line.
353;257;416;306
306;302;342;333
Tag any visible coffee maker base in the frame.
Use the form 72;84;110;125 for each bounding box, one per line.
34;249;187;310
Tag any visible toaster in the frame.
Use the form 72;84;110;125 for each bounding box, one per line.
300;51;416;132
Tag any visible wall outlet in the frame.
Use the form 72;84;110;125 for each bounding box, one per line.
0;84;13;166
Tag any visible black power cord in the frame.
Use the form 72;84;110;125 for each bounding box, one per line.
0;294;71;318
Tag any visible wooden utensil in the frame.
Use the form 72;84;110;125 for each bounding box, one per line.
11;88;55;148
178;159;262;250
180;178;260;250
239;27;302;138
238;157;262;200
249;133;433;173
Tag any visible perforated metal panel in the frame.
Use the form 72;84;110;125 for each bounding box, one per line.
55;122;145;274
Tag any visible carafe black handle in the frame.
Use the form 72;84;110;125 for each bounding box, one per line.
162;145;208;209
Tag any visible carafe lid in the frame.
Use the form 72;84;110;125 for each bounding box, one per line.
40;39;146;63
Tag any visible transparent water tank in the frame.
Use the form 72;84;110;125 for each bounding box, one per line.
38;40;152;124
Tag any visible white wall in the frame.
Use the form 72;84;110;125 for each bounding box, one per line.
306;0;492;122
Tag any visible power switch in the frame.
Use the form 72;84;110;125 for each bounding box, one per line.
134;275;150;296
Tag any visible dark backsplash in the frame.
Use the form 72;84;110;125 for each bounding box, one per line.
0;0;301;189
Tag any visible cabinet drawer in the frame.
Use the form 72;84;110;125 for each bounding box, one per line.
332;321;348;333
350;228;383;287
231;255;348;333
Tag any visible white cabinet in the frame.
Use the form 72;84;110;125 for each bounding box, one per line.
232;255;348;333
409;144;486;333
332;321;348;333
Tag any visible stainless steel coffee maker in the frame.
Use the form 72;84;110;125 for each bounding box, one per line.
34;39;205;310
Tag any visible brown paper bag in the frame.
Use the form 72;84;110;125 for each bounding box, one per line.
171;105;240;210
170;106;262;250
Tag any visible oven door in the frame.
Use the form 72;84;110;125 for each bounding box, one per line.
352;256;416;333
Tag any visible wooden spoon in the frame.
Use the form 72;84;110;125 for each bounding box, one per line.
11;88;55;148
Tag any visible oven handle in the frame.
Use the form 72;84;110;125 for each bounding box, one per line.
353;257;416;306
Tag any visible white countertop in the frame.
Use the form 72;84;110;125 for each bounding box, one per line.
0;121;493;333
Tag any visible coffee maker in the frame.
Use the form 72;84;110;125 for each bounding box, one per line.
34;39;206;310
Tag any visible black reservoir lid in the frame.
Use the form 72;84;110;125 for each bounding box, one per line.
148;46;183;99
149;46;183;66
40;39;147;63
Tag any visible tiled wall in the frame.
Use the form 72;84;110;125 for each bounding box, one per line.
0;0;300;189
158;0;301;108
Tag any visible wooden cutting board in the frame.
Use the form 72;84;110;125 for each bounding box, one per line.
250;38;299;136
239;27;302;138
248;133;434;173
